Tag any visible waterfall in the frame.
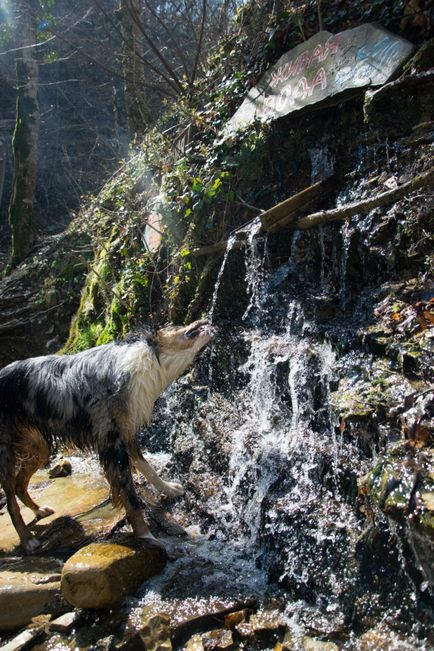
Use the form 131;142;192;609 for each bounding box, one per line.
242;219;266;323
138;186;429;647
208;233;237;324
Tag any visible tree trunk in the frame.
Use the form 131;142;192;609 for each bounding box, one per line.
8;0;40;269
119;0;151;138
0;140;5;213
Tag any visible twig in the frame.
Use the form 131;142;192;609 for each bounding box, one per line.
235;194;265;214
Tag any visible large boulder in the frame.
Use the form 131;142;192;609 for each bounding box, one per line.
61;536;168;608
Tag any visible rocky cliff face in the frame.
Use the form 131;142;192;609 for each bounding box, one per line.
138;73;433;644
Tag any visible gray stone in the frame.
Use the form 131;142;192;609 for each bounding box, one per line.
224;23;413;134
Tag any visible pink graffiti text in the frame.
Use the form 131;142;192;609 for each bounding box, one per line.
269;34;340;89
262;67;327;117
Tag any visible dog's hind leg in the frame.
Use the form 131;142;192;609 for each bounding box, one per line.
130;443;184;499
0;440;40;554
15;430;54;520
98;425;154;540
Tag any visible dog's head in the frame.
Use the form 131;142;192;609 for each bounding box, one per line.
155;320;214;355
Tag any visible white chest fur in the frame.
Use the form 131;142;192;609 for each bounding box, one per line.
118;342;196;431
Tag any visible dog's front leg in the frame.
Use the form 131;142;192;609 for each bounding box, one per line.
3;485;40;553
98;427;154;540
131;446;184;499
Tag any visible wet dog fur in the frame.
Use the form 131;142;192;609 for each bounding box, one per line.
0;320;213;552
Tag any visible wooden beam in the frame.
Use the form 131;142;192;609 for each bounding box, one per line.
188;167;433;259
260;177;335;233
190;239;245;257
292;167;434;230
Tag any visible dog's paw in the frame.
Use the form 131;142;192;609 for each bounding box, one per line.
23;537;41;554
162;481;184;498
36;505;55;519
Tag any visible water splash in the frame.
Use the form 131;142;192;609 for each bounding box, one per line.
339;219;352;307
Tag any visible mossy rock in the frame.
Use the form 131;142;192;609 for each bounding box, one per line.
362;446;434;534
403;38;434;74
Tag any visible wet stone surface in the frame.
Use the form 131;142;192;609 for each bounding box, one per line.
61;537;168;609
0;556;66;632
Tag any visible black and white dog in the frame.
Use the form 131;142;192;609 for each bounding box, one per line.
0;320;213;552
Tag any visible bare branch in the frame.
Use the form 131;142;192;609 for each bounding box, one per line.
143;0;192;84
122;0;185;93
191;0;207;86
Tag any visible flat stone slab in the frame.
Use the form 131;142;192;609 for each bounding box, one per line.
224;23;413;133
0;556;66;632
0;628;43;651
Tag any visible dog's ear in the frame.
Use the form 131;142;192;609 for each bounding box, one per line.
121;324;160;361
121;324;155;345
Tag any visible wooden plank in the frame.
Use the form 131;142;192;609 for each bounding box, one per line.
260;177;335;233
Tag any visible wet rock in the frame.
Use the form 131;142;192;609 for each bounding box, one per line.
360;324;393;355
0;471;119;554
201;629;234;650
171;600;257;649
359;625;415;650
274;632;294;650
400;392;434;444
61;536;168;608
185;635;205;651
50;610;79;633
48;459;72;478
236;609;286;640
0;556;67;632
0;628;43;651
360;443;434;585
223;609;251;628
120;611;172;650
185;630;234;651
302;638;339;651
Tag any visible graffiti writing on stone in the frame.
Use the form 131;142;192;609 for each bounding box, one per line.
224;24;413;134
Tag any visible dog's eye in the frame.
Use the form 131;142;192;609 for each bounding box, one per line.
185;330;199;339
